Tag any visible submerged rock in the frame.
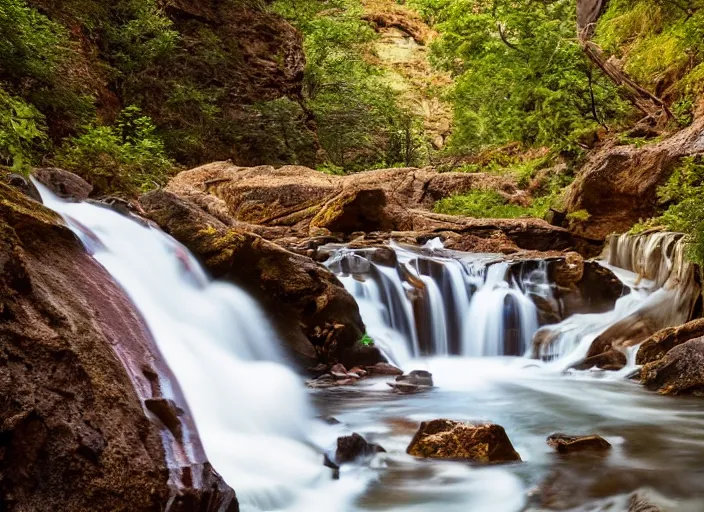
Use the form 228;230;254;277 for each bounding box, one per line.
571;349;627;372
388;370;434;393
641;337;704;395
335;433;386;464
546;433;612;454
0;183;236;511
406;420;521;463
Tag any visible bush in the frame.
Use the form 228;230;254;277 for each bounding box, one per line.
434;189;532;218
650;157;704;265
0;89;48;170
55;106;174;195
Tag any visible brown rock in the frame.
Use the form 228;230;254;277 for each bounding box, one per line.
636;318;704;365
140;190;379;368
0;183;236;511
546;433;612;454
641;337;704;395
163;162;576;252
406;420;521;463
366;362;404;376
334;433;386;464
32;167;93;200
571;349;627;371
564;116;704;240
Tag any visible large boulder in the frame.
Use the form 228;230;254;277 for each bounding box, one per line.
164;162;576;252
636;318;704;365
641;337;704;395
564;117;704;241
406;420;521;463
140;189;376;368
0;183;236;511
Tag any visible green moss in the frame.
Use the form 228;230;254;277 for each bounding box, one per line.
434;190;532;218
566;209;591;222
359;333;374;346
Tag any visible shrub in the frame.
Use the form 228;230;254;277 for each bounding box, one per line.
434;189;532;218
55;106;174;195
0;89;48;170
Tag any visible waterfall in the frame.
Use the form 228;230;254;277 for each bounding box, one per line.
324;243;540;363
325;233;701;369
36;184;350;512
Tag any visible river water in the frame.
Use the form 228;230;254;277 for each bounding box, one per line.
37;183;704;511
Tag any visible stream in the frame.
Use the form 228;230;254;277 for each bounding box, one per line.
37;183;704;511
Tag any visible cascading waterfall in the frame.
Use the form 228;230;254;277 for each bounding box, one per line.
36;184;356;512
324;242;540;365
325;232;701;370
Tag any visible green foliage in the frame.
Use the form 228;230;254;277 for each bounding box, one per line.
0;89;48;170
55;106;174;195
410;0;632;154
360;333;375;346
434;189;532;218
595;0;704;98
649;156;704;265
273;0;422;171
566;209;590;221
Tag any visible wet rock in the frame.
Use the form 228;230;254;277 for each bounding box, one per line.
0;183;236;511
32;167;93;201
2;173;41;201
330;363;349;378
388;370;434;393
334;433;386;464
641;337;704;395
571;349;627;371
365;362;404;376
371;246;398;267
546;433;612;454
636;318;704;365
406;420;521;463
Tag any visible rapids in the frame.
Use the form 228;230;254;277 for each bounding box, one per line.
38;184;704;511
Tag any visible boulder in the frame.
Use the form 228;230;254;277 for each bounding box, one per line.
641;337;704;395
32;167;93;200
564;116;704;241
636;318;704;365
388;370;434;393
571;349;627;371
546;433;612;454
406;420;521;463
334;433;386;464
0;183;236;511
140;189;379;368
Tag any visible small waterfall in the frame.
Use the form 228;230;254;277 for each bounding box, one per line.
37;184;350;512
324;243;540;364
535;231;701;366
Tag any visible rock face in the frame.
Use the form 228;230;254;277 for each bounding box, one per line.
164;162;575;252
0;183;237;511
636;318;704;365
564;117;704;240
406;420;521;463
641;337;704;395
140;189;376;368
546;433;612;454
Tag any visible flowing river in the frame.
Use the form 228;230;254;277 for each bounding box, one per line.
37;183;704;511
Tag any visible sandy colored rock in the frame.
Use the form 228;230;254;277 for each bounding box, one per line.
641;337;704;395
0;183;236;511
140;190;377;368
546;433;612;454
406;420;521;463
164;162;576;252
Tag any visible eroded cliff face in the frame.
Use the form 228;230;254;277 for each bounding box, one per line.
0;181;237;511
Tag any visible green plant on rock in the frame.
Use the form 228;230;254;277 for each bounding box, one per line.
434;189;532;218
360;333;375;346
650;157;704;265
54;106;174;196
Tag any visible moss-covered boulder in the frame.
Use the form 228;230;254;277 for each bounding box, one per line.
406;420;521;463
140;189;379;368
